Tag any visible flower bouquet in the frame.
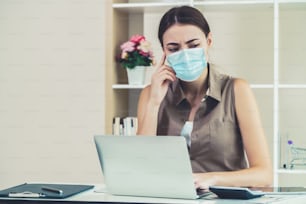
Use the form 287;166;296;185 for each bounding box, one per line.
119;34;154;69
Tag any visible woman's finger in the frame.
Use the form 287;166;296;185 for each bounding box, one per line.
157;65;175;75
154;67;176;82
157;53;166;70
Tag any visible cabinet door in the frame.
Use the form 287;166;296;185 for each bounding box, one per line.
279;3;306;84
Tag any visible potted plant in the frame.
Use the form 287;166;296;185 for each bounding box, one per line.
119;34;154;85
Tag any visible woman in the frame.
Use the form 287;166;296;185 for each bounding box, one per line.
137;6;272;189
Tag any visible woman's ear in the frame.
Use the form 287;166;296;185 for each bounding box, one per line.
207;32;213;47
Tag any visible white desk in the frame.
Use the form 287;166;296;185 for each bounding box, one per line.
70;185;306;204
1;184;306;204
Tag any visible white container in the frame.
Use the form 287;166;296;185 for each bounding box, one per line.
126;66;147;85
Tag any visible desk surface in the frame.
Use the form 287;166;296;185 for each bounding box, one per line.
1;184;306;204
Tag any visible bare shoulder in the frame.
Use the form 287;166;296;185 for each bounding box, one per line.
232;78;253;96
232;78;259;113
233;78;250;90
232;78;257;105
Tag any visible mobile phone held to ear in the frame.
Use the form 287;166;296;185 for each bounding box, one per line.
209;186;265;200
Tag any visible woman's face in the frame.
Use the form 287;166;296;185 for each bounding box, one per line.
162;24;212;57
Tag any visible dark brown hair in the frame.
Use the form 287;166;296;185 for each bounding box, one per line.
158;6;211;48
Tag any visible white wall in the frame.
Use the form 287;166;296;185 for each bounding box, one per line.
0;0;106;189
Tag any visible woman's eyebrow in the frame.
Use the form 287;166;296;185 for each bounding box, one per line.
166;42;179;46
166;38;199;46
185;38;199;44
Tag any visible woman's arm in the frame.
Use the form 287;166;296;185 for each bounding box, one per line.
137;53;176;135
137;86;160;135
194;78;273;188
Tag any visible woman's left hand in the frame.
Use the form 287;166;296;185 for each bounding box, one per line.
193;173;218;190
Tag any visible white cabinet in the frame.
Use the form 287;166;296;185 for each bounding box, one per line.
106;0;306;186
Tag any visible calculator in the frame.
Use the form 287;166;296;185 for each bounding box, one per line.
209;186;265;199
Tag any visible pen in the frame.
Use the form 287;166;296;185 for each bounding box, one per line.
41;186;63;194
9;192;46;198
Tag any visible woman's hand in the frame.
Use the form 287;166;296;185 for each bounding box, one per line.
149;53;176;106
193;173;218;190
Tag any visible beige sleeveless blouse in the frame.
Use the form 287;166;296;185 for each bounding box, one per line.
157;66;248;173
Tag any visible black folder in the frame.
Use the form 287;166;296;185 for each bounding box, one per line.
0;183;94;199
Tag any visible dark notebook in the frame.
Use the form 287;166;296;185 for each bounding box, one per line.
0;183;94;199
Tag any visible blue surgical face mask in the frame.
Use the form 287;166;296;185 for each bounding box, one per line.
166;48;207;82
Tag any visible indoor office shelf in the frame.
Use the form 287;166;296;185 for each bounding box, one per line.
278;84;306;89
112;84;146;89
112;1;189;13
277;169;306;174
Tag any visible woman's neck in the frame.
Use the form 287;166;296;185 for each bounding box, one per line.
180;68;209;101
180;69;209;121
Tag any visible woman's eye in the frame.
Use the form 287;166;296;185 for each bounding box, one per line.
168;47;179;52
189;44;199;48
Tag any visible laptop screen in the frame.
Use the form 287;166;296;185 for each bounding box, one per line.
94;135;200;199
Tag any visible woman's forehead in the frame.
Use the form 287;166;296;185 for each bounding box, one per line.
163;24;206;43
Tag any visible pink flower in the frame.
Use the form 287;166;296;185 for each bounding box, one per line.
121;51;128;59
139;50;149;57
130;34;145;43
138;40;151;53
120;41;135;52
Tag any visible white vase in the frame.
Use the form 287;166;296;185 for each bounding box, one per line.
126;66;147;85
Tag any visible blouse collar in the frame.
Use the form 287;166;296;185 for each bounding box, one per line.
170;65;223;106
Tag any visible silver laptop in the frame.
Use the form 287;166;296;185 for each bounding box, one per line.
94;135;210;199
